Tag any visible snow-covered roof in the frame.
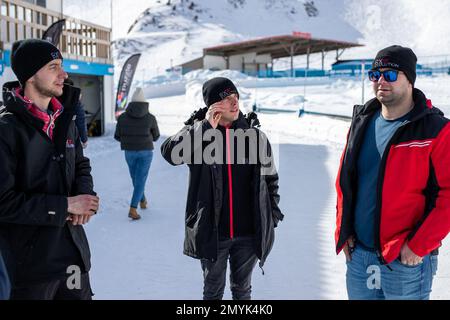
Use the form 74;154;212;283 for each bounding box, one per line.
204;33;363;59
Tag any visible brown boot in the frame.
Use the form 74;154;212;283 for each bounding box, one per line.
140;198;148;209
128;207;141;220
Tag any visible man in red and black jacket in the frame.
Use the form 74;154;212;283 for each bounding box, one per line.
335;45;450;300
0;39;99;300
161;77;283;300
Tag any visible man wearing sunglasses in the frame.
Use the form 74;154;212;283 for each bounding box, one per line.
335;45;450;299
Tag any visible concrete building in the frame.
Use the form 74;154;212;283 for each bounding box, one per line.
181;32;362;77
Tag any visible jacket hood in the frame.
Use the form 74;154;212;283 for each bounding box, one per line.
126;101;149;119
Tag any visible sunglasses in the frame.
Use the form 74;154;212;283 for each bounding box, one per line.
368;70;399;82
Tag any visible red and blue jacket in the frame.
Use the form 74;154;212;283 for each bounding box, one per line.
335;88;450;264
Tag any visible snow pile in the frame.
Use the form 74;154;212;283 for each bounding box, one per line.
184;69;252;82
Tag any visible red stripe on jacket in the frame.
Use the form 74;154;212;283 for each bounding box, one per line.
225;126;234;239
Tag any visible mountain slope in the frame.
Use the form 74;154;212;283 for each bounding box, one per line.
111;0;361;78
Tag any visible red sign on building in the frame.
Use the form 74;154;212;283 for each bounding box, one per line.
292;31;312;39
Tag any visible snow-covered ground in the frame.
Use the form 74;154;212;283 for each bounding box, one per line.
83;78;450;300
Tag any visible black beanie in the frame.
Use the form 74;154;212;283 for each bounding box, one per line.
202;77;239;107
11;39;63;86
372;45;417;85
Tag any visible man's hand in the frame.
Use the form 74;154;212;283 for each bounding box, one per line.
343;236;355;262
400;242;423;266
66;214;92;226
205;104;224;129
67;195;99;216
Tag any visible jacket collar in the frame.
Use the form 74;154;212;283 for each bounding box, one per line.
3;81;80;114
2;81;80;135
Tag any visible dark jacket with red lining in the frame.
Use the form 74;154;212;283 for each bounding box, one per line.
161;110;284;267
0;81;95;285
335;88;450;264
216;123;254;239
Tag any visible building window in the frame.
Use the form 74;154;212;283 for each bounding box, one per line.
9;3;16;18
17;5;24;20
1;1;7;16
22;0;46;7
25;8;32;22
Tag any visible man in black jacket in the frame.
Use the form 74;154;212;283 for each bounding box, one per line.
114;87;160;220
161;77;283;300
0;39;99;300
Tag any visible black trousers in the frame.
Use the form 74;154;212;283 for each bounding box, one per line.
10;273;93;300
201;236;258;300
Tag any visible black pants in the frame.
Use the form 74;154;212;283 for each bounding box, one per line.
201;236;258;300
10;273;93;300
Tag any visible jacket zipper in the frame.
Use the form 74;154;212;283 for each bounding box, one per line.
45;109;61;139
225;127;234;239
337;113;368;250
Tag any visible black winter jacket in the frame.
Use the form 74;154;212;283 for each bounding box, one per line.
114;102;160;151
0;81;95;285
161;109;284;267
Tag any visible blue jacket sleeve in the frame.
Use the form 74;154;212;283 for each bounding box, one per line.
75;101;88;143
0;251;11;300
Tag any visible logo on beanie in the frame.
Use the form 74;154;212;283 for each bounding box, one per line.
373;58;400;69
219;88;237;100
51;51;61;60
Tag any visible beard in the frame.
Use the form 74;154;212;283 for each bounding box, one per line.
378;94;403;109
33;76;63;98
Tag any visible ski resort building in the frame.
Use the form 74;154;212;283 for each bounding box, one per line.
180;32;363;77
0;0;114;136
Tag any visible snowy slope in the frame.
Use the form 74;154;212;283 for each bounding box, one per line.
63;0;450;82
109;0;361;81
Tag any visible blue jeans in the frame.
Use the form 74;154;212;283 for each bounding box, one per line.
346;244;438;300
0;251;10;300
124;150;153;208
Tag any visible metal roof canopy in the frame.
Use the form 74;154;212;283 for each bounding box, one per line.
204;32;363;75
